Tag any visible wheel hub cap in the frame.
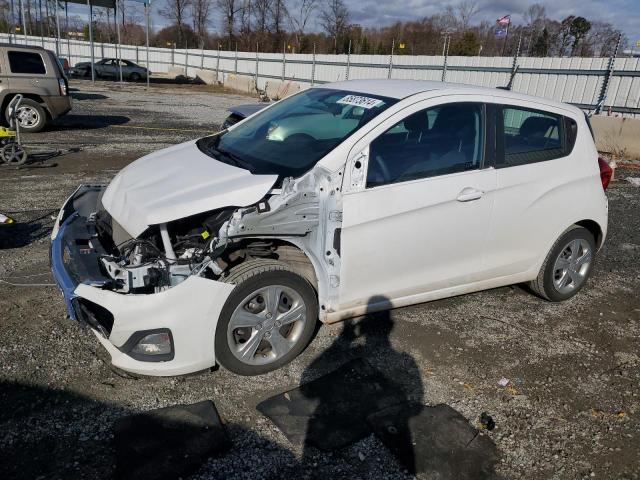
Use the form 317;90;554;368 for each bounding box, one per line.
227;285;306;366
552;238;592;294
17;106;39;127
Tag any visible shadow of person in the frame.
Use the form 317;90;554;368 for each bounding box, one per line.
296;295;424;472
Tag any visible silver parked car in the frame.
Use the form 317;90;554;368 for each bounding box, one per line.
72;58;148;81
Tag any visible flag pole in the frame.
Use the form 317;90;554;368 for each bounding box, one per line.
501;15;511;57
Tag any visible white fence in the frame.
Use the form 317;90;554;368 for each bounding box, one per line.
4;33;640;115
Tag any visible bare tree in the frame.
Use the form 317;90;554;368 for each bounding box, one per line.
288;0;317;52
456;0;478;31
253;0;272;36
159;0;192;46
320;0;349;53
217;0;242;46
270;0;287;44
192;0;212;47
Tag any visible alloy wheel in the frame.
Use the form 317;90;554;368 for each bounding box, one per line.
552;238;592;295
227;285;307;366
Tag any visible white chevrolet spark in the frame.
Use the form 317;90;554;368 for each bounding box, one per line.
51;80;611;376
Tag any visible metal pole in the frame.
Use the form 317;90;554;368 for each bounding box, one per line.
39;0;44;46
116;0;122;84
200;46;204;69
346;39;351;80
281;41;286;81
9;0;15;43
501;17;511;57
19;0;27;41
311;42;316;86
184;42;188;76
388;38;394;79
55;0;61;56
171;44;174;65
216;44;220;82
65;2;70;60
255;42;259;86
87;0;95;82
234;42;238;74
145;1;150;90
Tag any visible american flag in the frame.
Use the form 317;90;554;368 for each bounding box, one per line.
496;15;511;25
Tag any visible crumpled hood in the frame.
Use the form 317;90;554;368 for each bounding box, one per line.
101;140;278;238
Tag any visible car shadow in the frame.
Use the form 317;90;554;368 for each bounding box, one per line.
0;209;56;249
47;114;130;131
70;92;109;101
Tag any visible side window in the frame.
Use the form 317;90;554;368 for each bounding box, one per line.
499;106;564;167
367;102;484;187
8;51;46;74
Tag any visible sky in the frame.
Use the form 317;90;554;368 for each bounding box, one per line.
60;0;639;46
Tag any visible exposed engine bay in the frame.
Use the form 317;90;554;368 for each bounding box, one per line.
91;167;343;313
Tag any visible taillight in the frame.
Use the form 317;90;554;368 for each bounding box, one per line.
58;77;68;96
598;156;613;190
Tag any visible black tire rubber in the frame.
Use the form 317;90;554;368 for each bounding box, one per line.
529;225;596;302
129;72;141;82
6;98;47;133
215;259;318;376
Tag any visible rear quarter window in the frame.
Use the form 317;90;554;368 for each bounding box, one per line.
8;51;46;74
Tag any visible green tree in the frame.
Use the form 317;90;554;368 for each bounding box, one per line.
531;27;550;57
450;31;480;56
569;16;591;55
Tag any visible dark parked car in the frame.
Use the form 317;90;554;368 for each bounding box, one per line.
71;58;148;81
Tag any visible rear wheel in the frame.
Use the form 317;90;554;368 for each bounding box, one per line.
6;98;47;133
129;72;141;82
215;259;318;375
529;226;596;301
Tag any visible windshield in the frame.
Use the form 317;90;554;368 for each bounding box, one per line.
197;88;397;176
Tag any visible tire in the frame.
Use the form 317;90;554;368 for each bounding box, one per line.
6;98;47;133
529;225;596;302
129;72;141;82
215;259;318;376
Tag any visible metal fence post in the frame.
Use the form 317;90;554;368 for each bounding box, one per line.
235;43;238;74
388;38;394;79
282;41;286;81
171;45;174;66
346;39;351;80
595;34;622;114
185;45;188;75
200;46;204;69
136;45;139;63
255;42;259;86
311;43;316;86
216;45;221;82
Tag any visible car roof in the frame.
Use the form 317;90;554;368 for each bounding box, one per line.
0;43;47;51
319;79;581;115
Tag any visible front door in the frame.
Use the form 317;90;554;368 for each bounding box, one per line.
339;101;496;310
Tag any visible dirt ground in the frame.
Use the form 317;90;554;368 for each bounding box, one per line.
0;80;638;480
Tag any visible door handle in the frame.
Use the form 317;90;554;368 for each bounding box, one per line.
457;187;484;202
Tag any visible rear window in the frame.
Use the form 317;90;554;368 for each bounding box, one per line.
8;51;46;74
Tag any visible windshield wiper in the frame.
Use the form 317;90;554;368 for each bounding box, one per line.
210;144;255;172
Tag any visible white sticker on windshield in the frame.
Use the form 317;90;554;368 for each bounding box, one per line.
337;95;383;109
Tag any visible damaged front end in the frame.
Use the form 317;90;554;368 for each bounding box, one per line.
50;166;343;376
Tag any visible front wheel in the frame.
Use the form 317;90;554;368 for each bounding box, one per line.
215;259;318;375
529;226;596;301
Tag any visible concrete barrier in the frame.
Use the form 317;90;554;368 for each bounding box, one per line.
591;115;640;160
194;69;219;85
264;80;301;100
224;74;256;95
166;66;186;79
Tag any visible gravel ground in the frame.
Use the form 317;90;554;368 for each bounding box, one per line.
0;81;639;480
